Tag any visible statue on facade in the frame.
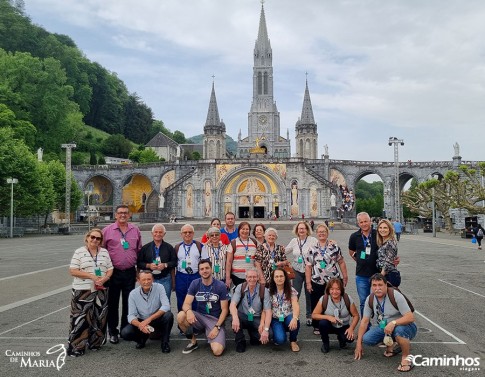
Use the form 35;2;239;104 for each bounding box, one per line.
453;142;460;157
158;191;165;208
324;144;329;156
330;193;336;207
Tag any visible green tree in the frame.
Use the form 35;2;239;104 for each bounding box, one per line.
44;159;82;213
172;130;186;144
89;151;97;165
0;127;46;216
355;180;384;217
192;151;201;160
101;134;132;158
123;94;154;144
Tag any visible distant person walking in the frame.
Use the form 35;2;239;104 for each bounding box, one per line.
474;224;484;250
392;219;403;242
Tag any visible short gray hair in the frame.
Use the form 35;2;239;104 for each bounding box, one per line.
264;227;278;238
152;223;166;233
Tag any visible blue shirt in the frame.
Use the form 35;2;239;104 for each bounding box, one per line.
221;227;238;241
393;221;403;233
188;278;228;318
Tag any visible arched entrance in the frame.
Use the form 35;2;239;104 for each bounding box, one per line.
217;168;285;220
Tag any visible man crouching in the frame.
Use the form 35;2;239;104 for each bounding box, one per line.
354;273;417;372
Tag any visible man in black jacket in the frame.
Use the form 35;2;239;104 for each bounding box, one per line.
137;224;177;303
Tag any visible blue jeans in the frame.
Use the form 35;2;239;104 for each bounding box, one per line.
271;313;300;344
363;323;417;345
355;275;371;316
175;272;200;312
154;275;172;304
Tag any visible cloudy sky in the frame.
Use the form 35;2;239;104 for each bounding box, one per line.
25;0;485;163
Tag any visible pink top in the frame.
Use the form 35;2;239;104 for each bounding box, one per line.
102;222;142;270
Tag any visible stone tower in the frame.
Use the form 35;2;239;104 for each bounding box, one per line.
295;79;318;159
203;81;226;159
237;3;291;158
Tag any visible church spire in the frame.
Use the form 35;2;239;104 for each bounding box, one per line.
254;2;272;67
204;80;221;128
300;77;315;124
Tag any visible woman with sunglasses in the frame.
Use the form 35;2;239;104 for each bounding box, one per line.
252;223;267;247
202;227;231;285
68;228;113;357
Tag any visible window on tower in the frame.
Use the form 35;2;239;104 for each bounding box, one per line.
258;72;262;95
264;72;268;95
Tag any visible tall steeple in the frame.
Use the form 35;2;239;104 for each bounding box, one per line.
295;77;318;159
203;80;226;159
204;81;221;130
254;2;272;68
300;78;315;124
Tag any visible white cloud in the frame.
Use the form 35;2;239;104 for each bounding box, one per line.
25;0;485;161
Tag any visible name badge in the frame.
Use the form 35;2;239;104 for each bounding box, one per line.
297;256;303;264
365;245;371;255
248;312;254;321
320;261;327;269
94;267;102;277
245;255;251;263
214;264;220;273
154;257;160;265
379;319;387;329
360;251;366;260
181;260;187;269
122;241;129;249
278;313;284;322
206;303;211;314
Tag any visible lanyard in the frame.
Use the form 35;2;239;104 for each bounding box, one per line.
118;228;127;240
88;247;98;266
318;241;328;258
202;283;213;301
376;296;386;315
362;233;371;247
240;238;249;253
247;285;257;308
183;242;193;259
154;244;160;259
276;292;285;310
211;245;221;261
266;242;275;259
298;237;307;255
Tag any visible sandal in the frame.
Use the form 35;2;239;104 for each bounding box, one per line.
306;318;312;326
398;362;414;372
313;329;320;335
384;346;402;357
290;342;300;352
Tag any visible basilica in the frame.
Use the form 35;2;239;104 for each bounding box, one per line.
74;4;467;223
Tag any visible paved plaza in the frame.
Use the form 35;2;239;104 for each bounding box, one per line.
0;225;483;376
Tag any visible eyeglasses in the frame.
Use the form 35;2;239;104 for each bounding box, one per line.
182;231;194;234
209;234;220;237
89;235;102;241
117;212;129;215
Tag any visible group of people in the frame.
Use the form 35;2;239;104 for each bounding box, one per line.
67;209;416;372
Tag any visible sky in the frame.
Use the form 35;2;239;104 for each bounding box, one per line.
24;0;485;163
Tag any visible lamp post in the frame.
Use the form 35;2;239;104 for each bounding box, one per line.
61;143;76;233
85;190;93;232
6;178;18;238
388;137;404;222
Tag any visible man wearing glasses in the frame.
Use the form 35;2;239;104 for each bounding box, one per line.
354;273;417;372
175;224;208;312
102;205;142;344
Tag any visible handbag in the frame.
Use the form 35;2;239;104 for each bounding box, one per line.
283;265;296;280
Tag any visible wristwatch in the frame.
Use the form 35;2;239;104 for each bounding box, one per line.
264;327;270;332
215;325;221;330
391;320;397;326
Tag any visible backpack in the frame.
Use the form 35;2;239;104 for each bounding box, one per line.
368;287;414;318
321;293;351;314
235;282;266;309
477;228;484;237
